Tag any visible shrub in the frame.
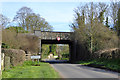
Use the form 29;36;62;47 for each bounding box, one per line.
62;54;69;58
2;29;39;54
2;49;26;66
93;48;120;59
2;43;10;49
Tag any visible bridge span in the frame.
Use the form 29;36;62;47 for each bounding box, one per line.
34;30;77;62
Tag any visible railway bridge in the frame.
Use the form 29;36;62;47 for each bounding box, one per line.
34;30;86;62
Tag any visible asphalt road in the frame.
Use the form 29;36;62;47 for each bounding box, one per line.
50;62;119;79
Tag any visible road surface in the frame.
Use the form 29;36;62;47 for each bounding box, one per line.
49;60;119;79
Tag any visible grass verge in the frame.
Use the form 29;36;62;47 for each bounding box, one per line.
76;58;120;73
2;61;60;78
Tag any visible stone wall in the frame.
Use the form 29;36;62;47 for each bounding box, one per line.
93;48;120;59
2;49;26;66
74;40;120;61
75;42;90;61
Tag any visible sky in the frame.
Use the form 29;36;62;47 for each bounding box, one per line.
0;0;114;32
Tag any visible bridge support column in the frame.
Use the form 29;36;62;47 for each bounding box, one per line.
39;38;42;54
69;44;71;62
69;40;77;63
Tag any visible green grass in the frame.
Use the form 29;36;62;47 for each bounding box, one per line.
60;58;69;60
77;58;120;72
2;61;60;78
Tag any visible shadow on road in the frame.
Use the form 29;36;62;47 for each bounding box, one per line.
76;65;118;74
41;59;119;75
41;60;70;64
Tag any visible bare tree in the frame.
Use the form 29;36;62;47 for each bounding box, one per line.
70;2;119;54
13;7;33;30
110;1;118;28
98;2;108;24
25;13;53;32
13;7;52;32
0;14;10;29
116;1;120;36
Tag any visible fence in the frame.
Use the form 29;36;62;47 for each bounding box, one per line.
25;54;31;61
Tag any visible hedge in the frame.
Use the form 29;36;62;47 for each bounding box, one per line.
2;49;26;66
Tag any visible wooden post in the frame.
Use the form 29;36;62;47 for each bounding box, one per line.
1;53;4;71
4;56;10;70
69;44;72;62
37;59;39;64
0;44;1;79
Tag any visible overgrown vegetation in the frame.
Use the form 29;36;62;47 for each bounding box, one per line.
70;2;120;59
77;58;120;72
0;2;120;71
1;6;53;55
2;28;39;54
2;43;10;49
2;61;60;78
70;2;120;70
13;7;53;32
41;44;50;59
58;45;69;60
41;44;69;60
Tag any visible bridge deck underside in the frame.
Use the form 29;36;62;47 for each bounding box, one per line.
34;30;72;40
41;40;72;44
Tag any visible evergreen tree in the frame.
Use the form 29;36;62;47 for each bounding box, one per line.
105;17;110;28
